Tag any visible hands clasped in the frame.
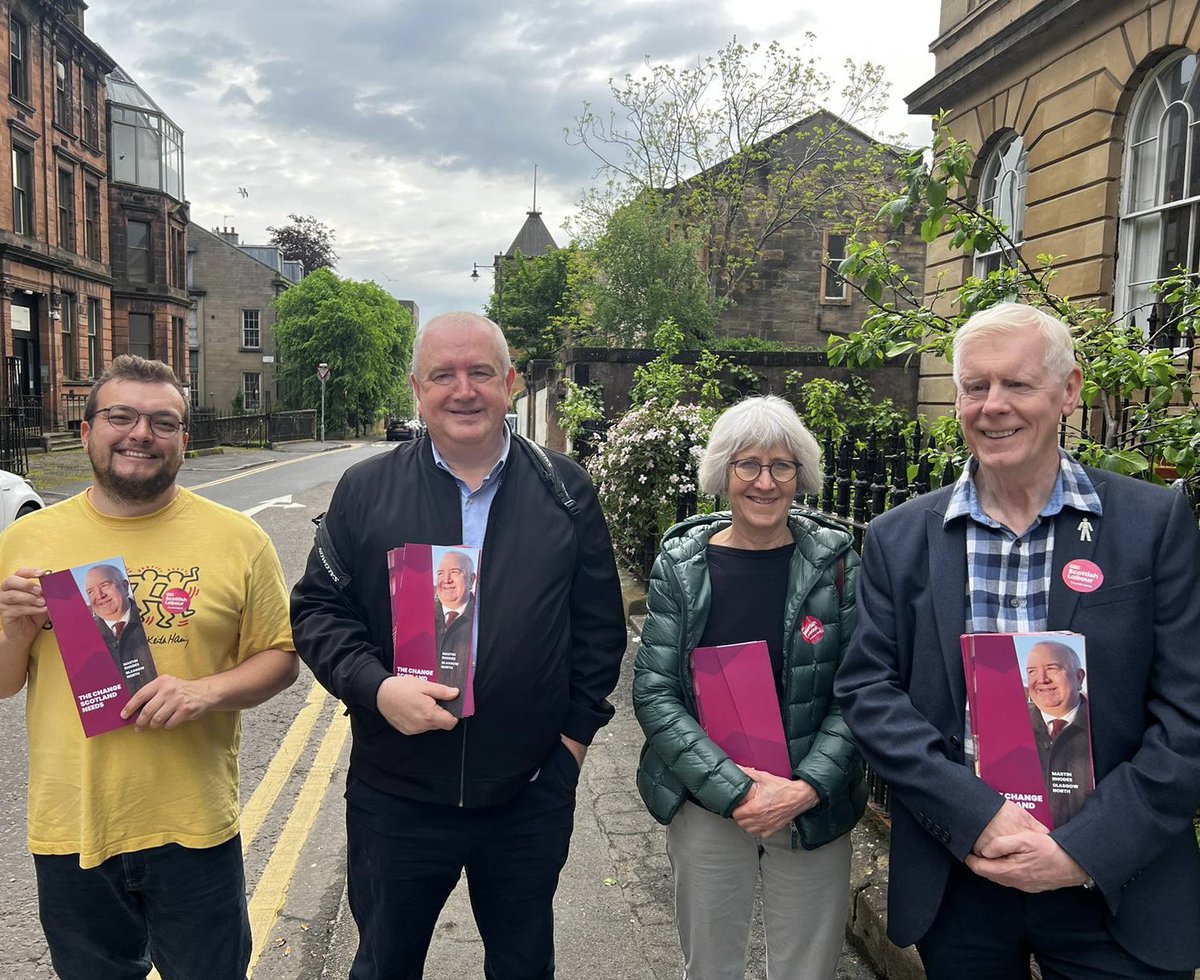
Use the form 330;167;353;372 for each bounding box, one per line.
965;799;1088;893
731;767;819;839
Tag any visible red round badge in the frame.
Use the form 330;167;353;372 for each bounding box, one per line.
799;616;825;643
161;587;192;615
1062;559;1103;594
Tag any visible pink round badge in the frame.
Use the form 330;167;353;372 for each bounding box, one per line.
1062;559;1103;593
799;616;826;643
161;587;192;615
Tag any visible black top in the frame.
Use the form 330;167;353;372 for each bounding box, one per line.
698;542;795;700
290;436;627;809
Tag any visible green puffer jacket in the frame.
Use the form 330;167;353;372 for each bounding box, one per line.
632;509;867;849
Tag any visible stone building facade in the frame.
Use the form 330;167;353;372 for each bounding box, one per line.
908;0;1200;413
700;111;927;350
187;224;296;414
0;0;113;426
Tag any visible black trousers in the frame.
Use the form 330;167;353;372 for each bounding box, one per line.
917;860;1192;980
345;741;579;980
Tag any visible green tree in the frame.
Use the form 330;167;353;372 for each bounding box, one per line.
585;194;718;347
274;269;413;435
570;37;897;302
484;245;589;369
267;213;339;273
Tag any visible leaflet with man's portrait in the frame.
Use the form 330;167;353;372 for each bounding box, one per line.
41;556;158;737
961;631;1095;830
388;543;481;718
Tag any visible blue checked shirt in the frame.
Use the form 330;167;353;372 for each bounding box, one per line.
944;449;1102;763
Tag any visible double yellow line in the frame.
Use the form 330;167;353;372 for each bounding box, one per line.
244;681;350;976
146;680;348;980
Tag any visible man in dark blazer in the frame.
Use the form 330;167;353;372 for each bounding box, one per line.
85;563;156;695
835;302;1200;979
1025;639;1092;828
433;549;476;712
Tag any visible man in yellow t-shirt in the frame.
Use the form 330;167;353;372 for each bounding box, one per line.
0;355;297;980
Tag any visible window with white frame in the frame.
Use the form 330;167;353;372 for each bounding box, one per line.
1116;50;1200;340
974;132;1027;278
821;231;850;303
242;309;260;348
9;15;29;104
87;297;101;376
60;293;76;378
243;372;261;411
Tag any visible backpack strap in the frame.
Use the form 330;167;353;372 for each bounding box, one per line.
514;434;581;521
312;512;353;591
835;556;845;600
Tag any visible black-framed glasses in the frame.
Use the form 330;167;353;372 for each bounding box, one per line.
730;458;799;483
88;405;186;437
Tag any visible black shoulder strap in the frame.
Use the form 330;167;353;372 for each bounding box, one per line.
514;434;581;521
835;556;845;600
312;512;353;591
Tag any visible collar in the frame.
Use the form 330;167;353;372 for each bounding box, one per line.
430;427;511;488
944;449;1103;528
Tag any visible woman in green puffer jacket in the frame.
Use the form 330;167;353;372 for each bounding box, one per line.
633;395;866;980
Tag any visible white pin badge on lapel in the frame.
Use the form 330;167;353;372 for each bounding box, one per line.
1077;518;1093;542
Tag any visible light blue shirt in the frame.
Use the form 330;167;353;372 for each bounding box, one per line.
430;429;511;550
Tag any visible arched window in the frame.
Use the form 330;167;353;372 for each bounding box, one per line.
974;132;1027;277
1116;50;1200;330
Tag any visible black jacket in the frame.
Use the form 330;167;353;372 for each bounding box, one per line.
291;437;626;808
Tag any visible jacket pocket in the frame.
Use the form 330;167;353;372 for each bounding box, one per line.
1078;576;1150;608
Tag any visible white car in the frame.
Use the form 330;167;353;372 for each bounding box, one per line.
0;469;43;531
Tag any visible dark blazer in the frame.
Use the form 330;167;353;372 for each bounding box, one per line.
1028;696;1092;829
434;595;475;709
834;467;1200;971
95;612;156;695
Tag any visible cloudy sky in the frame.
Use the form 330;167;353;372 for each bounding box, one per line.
88;0;942;320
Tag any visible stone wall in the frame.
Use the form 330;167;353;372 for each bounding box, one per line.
521;347;921;453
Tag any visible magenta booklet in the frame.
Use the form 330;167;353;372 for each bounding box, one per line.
388;543;481;718
691;640;791;778
961;631;1094;830
41;556;157;737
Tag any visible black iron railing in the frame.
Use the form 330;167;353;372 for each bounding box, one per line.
186;410;316;450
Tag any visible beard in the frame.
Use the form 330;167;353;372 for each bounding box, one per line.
88;441;183;505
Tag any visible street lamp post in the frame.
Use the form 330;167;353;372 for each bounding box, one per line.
317;362;329;442
470;254;503;327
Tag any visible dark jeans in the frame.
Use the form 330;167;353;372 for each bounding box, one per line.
917;861;1192;980
33;835;250;980
346;741;579;980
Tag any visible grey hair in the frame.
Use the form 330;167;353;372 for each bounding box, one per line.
952;302;1077;388
85;563;126;586
410;312;512;378
438;549;476;579
698;395;822;497
1027;639;1082;675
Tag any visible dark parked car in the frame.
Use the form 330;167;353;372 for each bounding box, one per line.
386;418;423;442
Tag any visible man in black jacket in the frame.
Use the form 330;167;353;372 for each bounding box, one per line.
291;311;626;980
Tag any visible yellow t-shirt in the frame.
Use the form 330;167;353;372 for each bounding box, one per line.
0;488;295;868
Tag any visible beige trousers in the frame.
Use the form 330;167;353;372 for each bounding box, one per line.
665;801;851;980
